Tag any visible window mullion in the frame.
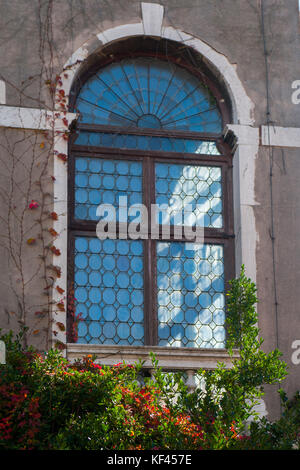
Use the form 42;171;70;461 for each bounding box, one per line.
143;157;157;345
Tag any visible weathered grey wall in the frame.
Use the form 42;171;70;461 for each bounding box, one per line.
0;127;53;351
0;0;299;420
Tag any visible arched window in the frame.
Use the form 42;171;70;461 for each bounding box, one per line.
68;54;234;349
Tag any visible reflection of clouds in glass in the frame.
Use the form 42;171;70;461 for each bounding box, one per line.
155;163;223;228
157;241;225;349
195;141;220;155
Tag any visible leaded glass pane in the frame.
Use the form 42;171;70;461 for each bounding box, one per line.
74;131;220;155
156;241;225;348
155;163;222;227
74;236;144;345
74;157;143;220
75;58;222;133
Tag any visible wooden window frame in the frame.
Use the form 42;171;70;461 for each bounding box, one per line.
67;124;235;346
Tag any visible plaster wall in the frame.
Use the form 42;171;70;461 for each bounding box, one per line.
0;0;299;420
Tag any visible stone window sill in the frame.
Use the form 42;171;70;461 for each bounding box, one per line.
66;343;239;371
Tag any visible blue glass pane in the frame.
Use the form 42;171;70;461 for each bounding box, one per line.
75;58;222;133
156;241;225;348
75;131;221;155
74;237;144;345
74;157;143;221
155;162;222;228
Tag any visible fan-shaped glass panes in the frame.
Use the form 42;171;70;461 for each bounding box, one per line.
75;58;222;133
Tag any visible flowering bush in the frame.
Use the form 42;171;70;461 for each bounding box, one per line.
0;267;296;450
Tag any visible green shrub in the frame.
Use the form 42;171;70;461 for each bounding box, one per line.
0;267;295;450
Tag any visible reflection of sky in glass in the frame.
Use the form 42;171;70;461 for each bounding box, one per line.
155;163;223;228
157;241;225;349
74;237;144;345
75;57;222;133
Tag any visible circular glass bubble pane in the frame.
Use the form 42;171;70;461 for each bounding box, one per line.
89;322;101;338
117;306;130;322
185;292;197;308
75;158;88;172
103;288;116;304
130;257;143;273
156;179;169;194
199;325;213;341
116;175;129;191
102;175;115;189
131;290;143;306
129;162;142;176
89;287;101;303
157;290;169;307
172;308;184;323
89;174;102;188
75;174;88;188
117;240;129;255
116;161;129;175
89;304;101;320
158;324;170;340
89;271;102;286
129;177;142;192
103;323;116;339
213;293;225;309
89;254;101;270
213;326;225;342
169;164;184;180
213;309;225;326
88;158;102;173
88;206;97;220
171;324;185;340
103;255;116;270
155;163;168;178
75;270;88;286
185;325;197;341
75;205;88;220
89;190;101;205
158;306;170;322
75;253;88;270
77;321;88;338
157;258;169;274
117;256;130;272
75;303;88;319
75;237;88;253
131;306;143;322
170;259;183;274
102;191;115;205
103;305;116;321
170;291;183;308
156;242;170;257
103;239;115;254
117;289;130;305
117;323;130;340
131;324;144;341
103;272;115;287
131;273;143;289
89;238;101;253
185;309;198;324
117;272;129;288
102;160;115;174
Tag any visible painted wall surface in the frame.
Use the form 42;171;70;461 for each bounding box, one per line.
0;0;299;420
